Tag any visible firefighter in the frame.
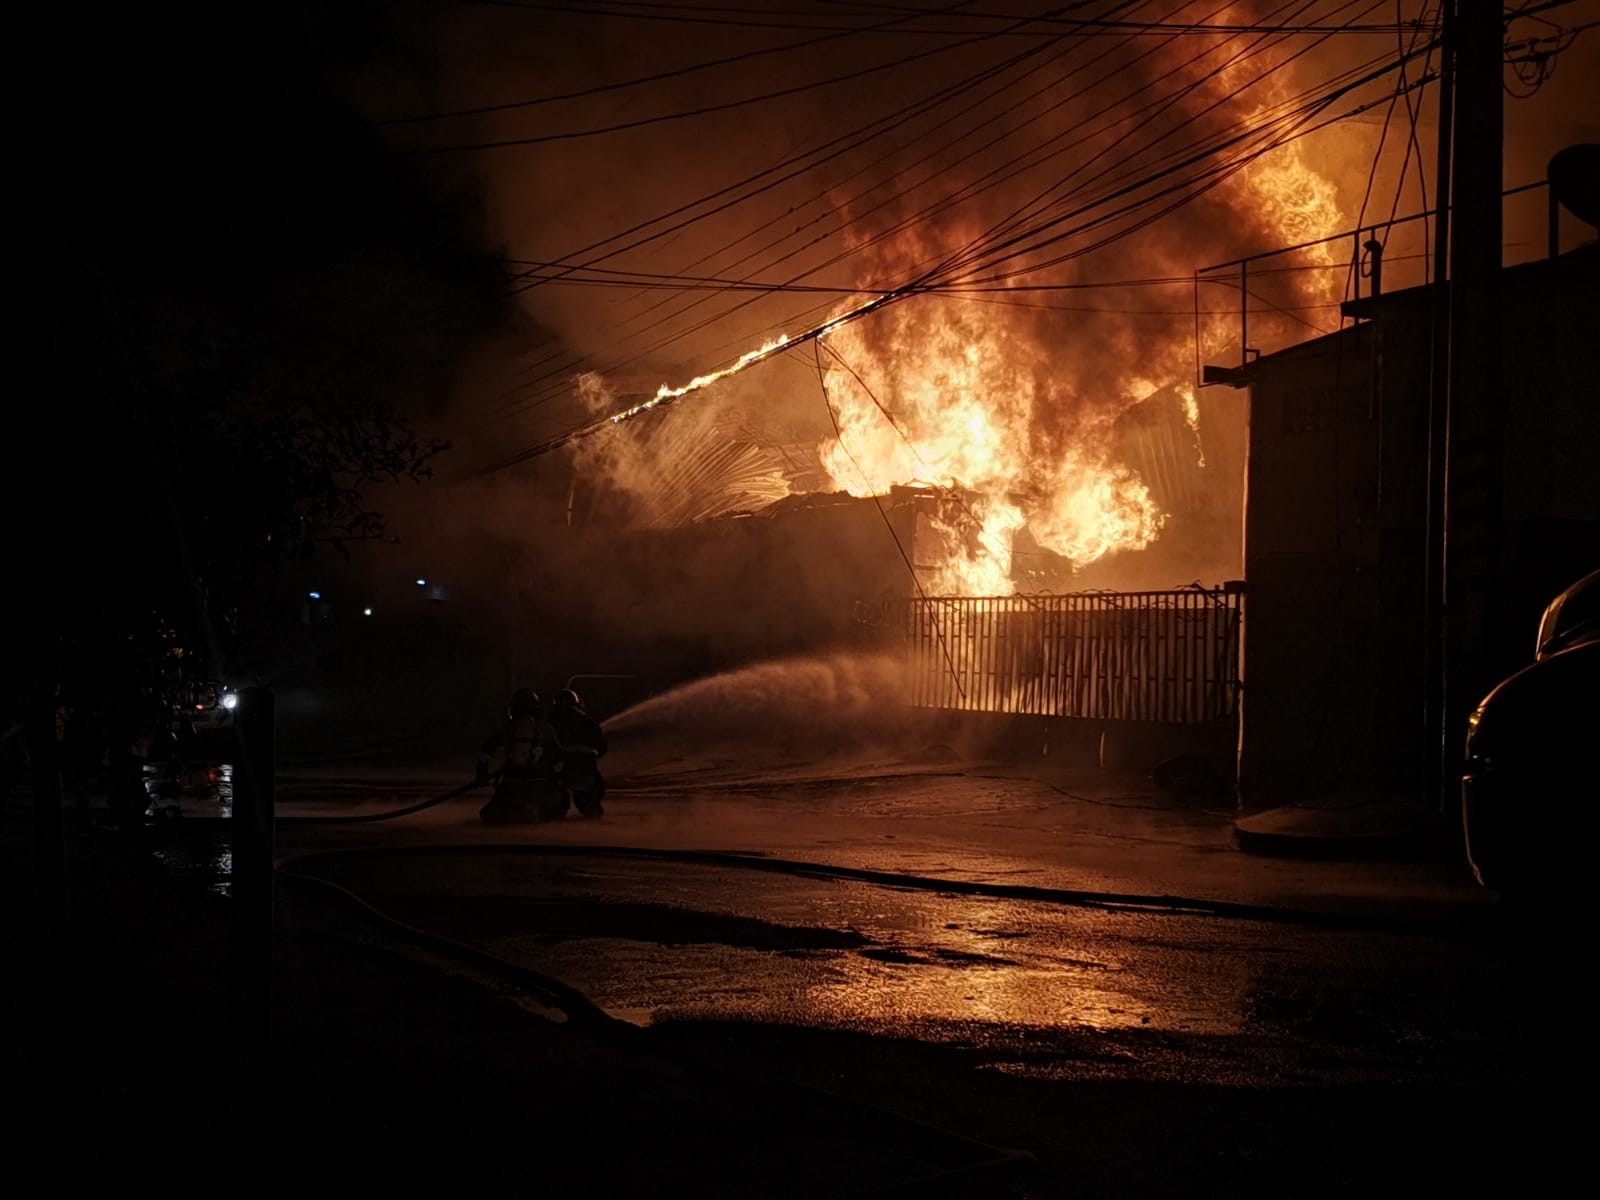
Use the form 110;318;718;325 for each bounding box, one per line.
476;689;566;823
550;687;608;818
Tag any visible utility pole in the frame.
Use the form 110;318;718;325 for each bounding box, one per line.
1422;1;1456;811
1437;0;1506;811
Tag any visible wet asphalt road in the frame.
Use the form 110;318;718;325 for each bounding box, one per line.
283;846;1578;1198
298;850;1501;1065
137;761;1577;1196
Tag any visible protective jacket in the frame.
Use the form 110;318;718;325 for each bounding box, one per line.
479;713;563;778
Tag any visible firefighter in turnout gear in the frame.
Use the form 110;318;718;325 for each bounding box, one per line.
550;687;608;818
477;689;567;824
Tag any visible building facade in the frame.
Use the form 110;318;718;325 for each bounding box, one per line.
1237;244;1600;809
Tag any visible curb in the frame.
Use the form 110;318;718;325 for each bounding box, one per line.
1232;800;1457;862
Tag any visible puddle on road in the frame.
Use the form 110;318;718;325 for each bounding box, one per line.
152;842;233;897
475;900;1246;1039
139;762;235;895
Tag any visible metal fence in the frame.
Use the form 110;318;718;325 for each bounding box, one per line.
903;588;1243;725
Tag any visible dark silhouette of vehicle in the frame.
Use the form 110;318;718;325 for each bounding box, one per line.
1462;569;1600;921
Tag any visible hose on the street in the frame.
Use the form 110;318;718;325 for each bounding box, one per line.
271;780;1484;937
282;838;1438;936
275;779;483;825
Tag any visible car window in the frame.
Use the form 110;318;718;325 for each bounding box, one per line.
1538;570;1600;658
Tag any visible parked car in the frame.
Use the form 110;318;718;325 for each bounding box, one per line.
186;681;239;732
1462;569;1600;919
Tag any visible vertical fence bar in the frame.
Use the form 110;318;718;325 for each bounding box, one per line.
977;600;985;711
1185;594;1197;723
904;588;1243;727
983;600;996;712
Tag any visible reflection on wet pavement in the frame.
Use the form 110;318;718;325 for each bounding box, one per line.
152;842;233;897
301;854;1295;1042
143;761;233;820
143;761;233;894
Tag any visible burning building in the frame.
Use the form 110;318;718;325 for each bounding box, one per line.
417;2;1594;776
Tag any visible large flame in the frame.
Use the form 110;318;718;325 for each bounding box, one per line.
813;133;1346;597
601;22;1355;598
818;296;1167;597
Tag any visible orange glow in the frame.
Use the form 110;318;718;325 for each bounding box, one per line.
922;496;1028;598
816;294;1165;596
623;58;1349;598
1243;141;1344;302
807;127;1344;596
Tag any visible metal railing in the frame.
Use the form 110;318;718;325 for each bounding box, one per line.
1193;180;1556;387
903;588;1243;725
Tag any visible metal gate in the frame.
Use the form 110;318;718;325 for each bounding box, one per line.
904;588;1242;724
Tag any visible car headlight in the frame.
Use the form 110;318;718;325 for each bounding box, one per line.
1464;705;1488;769
221;692;239;711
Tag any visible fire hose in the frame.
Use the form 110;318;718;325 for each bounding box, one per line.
276;778;485;825
277;780;1469;937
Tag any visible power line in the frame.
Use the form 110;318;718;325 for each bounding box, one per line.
809;338;967;694
457;0;1427;35
473;53;1429;473
490;10;1070;295
922;0;1353;281
447;4;1431;446
379;0;985;126
500;0;1185;400
466;29;1075;411
586;12;1117;335
492;258;1212;294
1380;1;1437;279
487;0;1310;418
468;4;1157;413
372;7;1072;403
937;16;1421;285
490;12;1419;430
1344;1;1431;305
928;0;1388;281
398;14;1040;154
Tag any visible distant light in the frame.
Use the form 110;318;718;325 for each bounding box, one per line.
308;591;322;600
221;693;239;711
415;578;427;586
363;607;373;616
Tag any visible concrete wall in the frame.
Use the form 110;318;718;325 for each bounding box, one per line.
1238;247;1600;811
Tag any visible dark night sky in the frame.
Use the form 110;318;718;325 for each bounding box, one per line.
7;3;517;686
13;3;508;391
